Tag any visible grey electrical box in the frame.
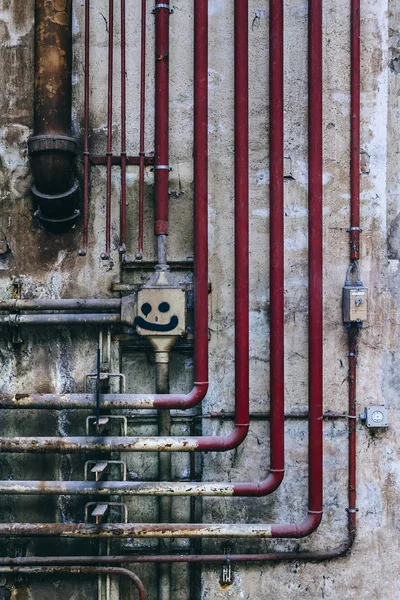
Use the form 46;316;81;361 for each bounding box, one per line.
360;406;388;428
343;286;368;323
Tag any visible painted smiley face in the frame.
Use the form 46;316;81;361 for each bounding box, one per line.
134;301;179;332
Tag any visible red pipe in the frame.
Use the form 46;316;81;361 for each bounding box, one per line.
269;0;285;485
120;0;127;253
307;0;323;519
104;0;114;258
81;0;90;255
138;0;147;256
350;0;360;260
154;1;170;236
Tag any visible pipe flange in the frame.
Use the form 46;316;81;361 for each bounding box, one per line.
28;135;78;155
31;179;80;203
35;209;80;234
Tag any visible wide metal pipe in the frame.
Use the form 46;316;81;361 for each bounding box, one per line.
0;519;320;539
0;432;246;453
154;1;170;236
29;0;79;232
0;299;121;312
0;567;146;600
0;314;121;326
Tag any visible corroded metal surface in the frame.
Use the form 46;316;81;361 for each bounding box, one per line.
0;522;273;538
0;479;236;496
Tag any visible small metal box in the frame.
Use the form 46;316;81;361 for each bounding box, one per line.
135;288;186;337
360;406;388;429
343;286;368;323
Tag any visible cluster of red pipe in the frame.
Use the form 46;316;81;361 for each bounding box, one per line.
2;0;362;582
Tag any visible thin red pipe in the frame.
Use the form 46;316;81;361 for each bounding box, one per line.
120;0;127;252
105;0;114;258
81;0;90;255
138;0;147;255
154;1;170;236
233;0;249;431
307;0;323;519
269;0;285;483
350;0;360;260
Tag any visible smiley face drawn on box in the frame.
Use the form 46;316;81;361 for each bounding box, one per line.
135;288;186;337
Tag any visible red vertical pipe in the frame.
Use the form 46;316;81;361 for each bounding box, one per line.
81;0;90;255
269;0;285;478
350;0;360;260
138;0;147;256
154;2;170;236
234;0;249;430
307;0;323;517
193;0;209;399
105;0;114;258
347;328;358;543
120;0;127;253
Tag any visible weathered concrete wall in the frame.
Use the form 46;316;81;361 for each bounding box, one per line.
0;0;399;598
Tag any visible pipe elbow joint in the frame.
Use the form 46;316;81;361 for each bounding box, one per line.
297;511;323;538
256;469;285;496
28;135;80;233
222;423;249;451
184;381;209;408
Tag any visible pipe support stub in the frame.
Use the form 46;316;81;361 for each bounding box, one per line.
35;209;80;234
28;135;77;156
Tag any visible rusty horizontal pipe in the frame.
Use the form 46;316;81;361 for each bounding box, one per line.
0;478;273;496
0;514;321;538
0;541;353;564
0;299;121;312
0;429;248;453
0;389;208;410
0;314;121;326
0;566;146;599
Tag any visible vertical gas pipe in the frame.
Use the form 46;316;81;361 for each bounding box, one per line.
347;0;361;544
120;0;127;253
307;0;323;521
193;0;209;418
269;0;285;482
154;1;170;264
29;0;79;233
104;0;114;259
138;0;147;257
234;0;249;435
81;0;90;254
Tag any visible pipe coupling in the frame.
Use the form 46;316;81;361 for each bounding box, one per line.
28;135;77;155
28;135;80;233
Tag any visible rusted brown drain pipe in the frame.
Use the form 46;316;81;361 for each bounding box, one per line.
0;567;146;599
28;0;79;233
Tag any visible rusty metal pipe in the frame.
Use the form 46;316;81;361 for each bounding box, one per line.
0;299;121;312
29;0;79;232
0;432;246;453
0;521;319;539
0;567;146;600
0;314;121;326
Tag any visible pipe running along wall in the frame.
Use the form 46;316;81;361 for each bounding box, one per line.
28;0;79;232
0;0;323;537
0;0;361;569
